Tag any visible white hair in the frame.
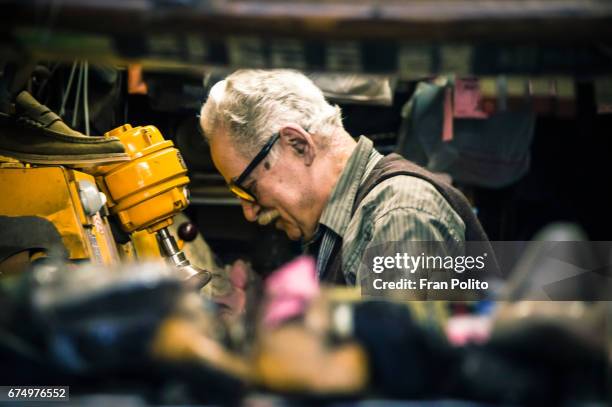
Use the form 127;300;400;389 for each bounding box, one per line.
200;69;343;157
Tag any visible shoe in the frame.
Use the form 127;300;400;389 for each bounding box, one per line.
0;91;129;165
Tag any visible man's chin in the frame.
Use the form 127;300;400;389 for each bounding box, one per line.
285;233;301;241
275;219;302;241
282;228;302;241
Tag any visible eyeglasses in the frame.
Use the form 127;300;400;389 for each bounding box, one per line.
228;133;280;202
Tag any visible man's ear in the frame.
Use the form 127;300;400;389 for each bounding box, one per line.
279;124;316;166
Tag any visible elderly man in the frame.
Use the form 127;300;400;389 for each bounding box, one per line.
199;70;491;285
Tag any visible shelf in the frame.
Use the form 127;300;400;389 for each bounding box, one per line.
1;1;611;75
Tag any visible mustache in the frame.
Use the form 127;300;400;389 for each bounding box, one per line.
257;209;280;226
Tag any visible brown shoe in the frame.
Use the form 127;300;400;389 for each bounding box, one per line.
0;91;129;165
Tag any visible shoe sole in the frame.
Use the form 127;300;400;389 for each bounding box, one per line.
0;149;130;165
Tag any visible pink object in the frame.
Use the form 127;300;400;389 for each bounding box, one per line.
212;260;249;317
229;259;249;289
453;78;489;119
442;86;454;142
445;315;492;346
262;256;319;327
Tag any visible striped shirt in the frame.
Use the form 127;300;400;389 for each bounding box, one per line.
311;136;465;285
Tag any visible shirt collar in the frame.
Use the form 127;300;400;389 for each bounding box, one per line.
319;136;382;237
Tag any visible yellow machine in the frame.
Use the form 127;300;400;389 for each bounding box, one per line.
0;163;121;266
0;123;210;284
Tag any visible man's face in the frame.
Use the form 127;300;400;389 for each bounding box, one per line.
208;130;321;241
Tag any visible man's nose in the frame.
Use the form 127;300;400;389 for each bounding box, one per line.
240;200;260;222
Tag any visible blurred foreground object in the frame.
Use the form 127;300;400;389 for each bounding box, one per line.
30;261;184;373
0;250;608;404
251;252;609;403
0;260;244;404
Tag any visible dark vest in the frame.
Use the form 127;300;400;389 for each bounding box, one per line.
321;153;499;285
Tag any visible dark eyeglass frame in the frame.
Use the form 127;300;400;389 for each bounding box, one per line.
228;132;280;202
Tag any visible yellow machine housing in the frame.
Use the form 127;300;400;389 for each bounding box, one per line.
96;124;190;233
0;163;119;265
